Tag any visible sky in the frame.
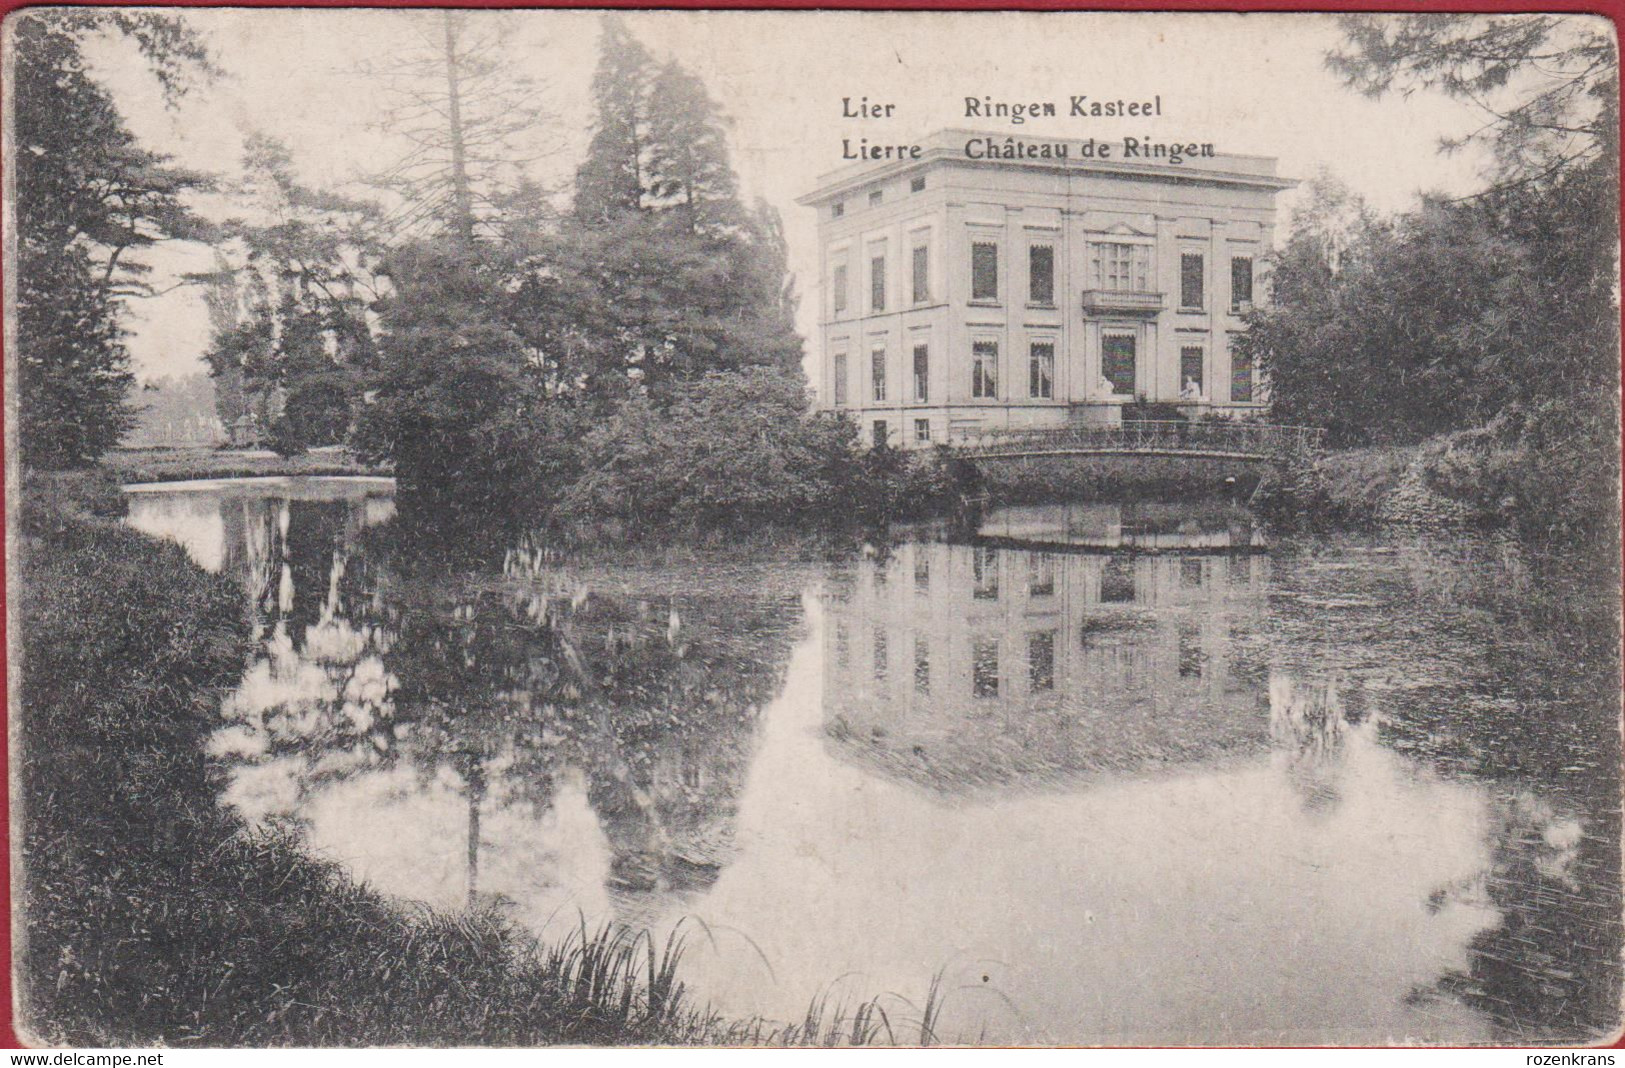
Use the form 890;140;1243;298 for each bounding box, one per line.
61;8;1541;383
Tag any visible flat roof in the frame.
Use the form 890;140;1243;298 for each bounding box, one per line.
797;128;1295;206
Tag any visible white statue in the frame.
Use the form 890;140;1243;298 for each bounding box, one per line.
1181;376;1204;401
1097;374;1120;398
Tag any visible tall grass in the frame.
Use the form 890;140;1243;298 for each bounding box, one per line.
712;969;950;1047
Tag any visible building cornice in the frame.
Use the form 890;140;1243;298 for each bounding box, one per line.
797;129;1296;207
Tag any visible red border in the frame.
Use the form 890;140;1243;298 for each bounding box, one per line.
1;0;1621;1054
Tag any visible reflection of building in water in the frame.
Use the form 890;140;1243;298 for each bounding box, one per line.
824;541;1272;791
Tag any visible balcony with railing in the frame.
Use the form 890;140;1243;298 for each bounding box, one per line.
1081;289;1164;316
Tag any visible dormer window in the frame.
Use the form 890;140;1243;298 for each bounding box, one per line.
911;176;926;193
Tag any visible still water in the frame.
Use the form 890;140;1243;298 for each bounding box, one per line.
124;477;1622;1045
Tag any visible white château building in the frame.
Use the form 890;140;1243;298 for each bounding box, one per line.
796;129;1295;448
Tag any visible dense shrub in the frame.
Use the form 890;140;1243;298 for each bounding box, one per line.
1413;401;1622;546
268;379;353;457
554;367;954;538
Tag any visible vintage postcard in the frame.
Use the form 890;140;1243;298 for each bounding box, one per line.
6;7;1622;1048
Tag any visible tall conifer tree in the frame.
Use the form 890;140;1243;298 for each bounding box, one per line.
573;16;654;226
556;22;802;397
644;61;739;235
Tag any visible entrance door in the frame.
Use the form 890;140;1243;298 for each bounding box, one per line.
1102;332;1137;397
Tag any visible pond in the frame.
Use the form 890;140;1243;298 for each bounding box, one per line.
124;476;1622;1045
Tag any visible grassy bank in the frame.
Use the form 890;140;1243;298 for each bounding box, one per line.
14;477;922;1047
1271;442;1488;533
105;446;386;486
1305;415;1619;548
1312;445;1424;528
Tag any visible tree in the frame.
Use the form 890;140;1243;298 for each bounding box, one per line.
555;367;862;535
1328;14;1617;189
351;10;577;509
1239;182;1525;445
559;25;803;400
572;16;654;227
1245;16;1618;539
203;137;385;453
644;61;740;235
361;17;805;528
363;10;559;246
352;241;582;529
12;10;214;467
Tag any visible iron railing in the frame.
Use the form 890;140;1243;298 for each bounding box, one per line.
948;421;1325;459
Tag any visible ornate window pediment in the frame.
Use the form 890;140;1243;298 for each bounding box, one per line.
1081;212;1157;238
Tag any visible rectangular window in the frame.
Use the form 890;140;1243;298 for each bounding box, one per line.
870;255;886;312
872;419;888;447
1180;252;1205;309
1231;346;1254;403
835;622;849;667
1028;631;1056;692
1100;557;1135;603
1181;557;1204;589
972;637;1000;698
972;241;999;301
1178;625;1204;678
1090;242;1152;291
832;352;848;407
910;175;926;193
832;202;844;219
1029;341;1055;400
912;245;930;304
1231;256;1254;310
1180;346;1204;397
1029;244;1055;305
1028;552;1055;597
871;346;887;402
868;189;883;207
914;636;930;694
1102;333;1136;397
972;341;998;399
832;263;848;315
914;551;929;591
873;627;888;681
973;546;999;600
914;418;931;444
912;344;929;403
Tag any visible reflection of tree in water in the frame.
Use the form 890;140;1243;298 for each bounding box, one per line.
221;516;803;922
217;496;385;649
1268;674;1358;816
1431;789;1618;1043
1263;538;1622;1042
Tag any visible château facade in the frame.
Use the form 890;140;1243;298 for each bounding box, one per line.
797;129;1295;448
